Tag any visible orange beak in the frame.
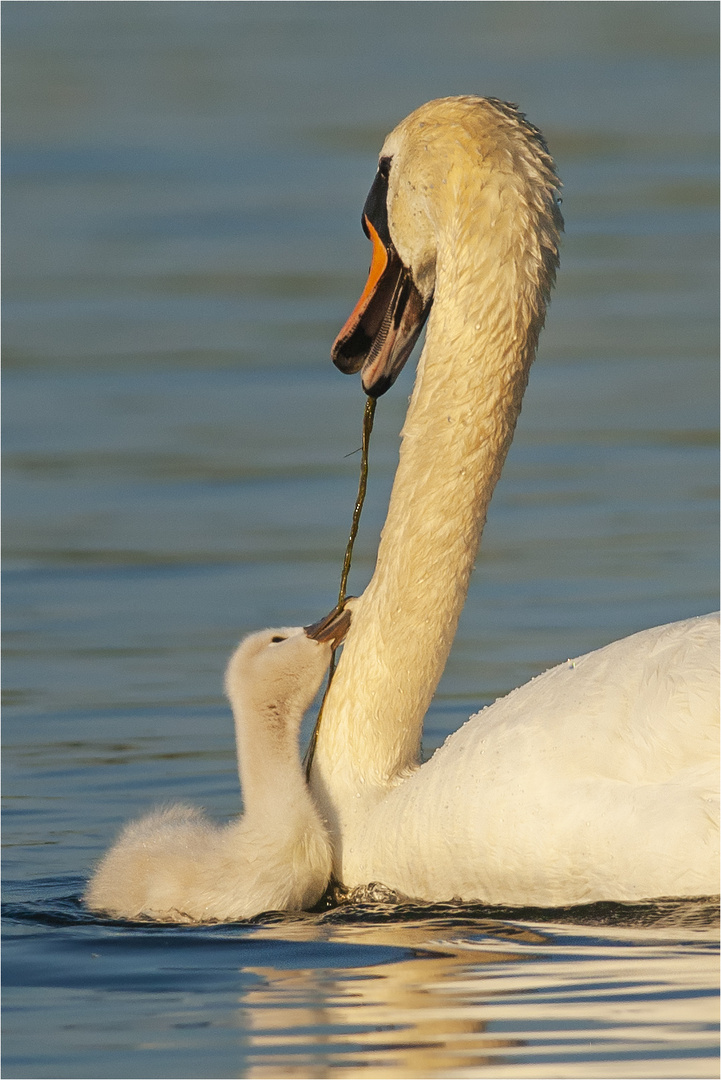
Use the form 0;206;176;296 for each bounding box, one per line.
331;214;432;398
334;216;389;346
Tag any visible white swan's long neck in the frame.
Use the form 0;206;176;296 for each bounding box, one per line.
312;163;558;822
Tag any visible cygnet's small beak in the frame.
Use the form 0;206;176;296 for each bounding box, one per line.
304;601;353;648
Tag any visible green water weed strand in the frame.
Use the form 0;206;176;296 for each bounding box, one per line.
305;396;376;779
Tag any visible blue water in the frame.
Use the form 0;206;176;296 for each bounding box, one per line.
3;3;718;1077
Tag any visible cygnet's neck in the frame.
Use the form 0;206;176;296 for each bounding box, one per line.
233;699;306;822
312;168;559;809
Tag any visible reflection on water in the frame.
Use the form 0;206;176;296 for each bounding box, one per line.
241;901;720;1079
4;890;719;1079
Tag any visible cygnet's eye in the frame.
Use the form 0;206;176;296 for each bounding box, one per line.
270;635;286;644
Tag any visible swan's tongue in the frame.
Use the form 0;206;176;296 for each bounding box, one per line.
304;603;352;648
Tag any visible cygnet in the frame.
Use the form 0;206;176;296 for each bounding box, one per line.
85;605;351;922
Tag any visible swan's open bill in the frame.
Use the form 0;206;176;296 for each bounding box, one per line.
309;96;719;905
85;612;352;922
331;173;432;398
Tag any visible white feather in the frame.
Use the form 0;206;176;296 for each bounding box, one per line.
310;97;719;904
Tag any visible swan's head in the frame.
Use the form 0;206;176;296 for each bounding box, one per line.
225;604;353;727
332;95;562;397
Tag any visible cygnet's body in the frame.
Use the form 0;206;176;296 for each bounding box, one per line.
85;611;349;922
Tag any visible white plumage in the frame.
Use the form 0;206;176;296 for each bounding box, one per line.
85;625;340;922
310;97;719;904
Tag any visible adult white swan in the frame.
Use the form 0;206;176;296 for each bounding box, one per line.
85;607;350;922
309;96;719;905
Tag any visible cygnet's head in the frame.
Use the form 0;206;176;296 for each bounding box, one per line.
225;603;353;729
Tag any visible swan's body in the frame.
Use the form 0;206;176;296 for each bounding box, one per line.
310;96;719;905
86;613;349;922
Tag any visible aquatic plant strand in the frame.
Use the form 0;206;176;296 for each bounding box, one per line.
305;396;376;778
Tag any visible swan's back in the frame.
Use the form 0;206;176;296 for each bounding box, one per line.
351;614;719;905
456;614;718;785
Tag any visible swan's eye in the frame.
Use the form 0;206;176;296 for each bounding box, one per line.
378;156;391;179
270;635;286;644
